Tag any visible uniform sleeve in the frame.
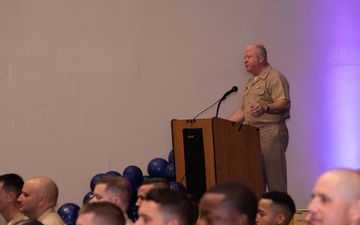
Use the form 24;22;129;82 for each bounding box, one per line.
268;73;290;102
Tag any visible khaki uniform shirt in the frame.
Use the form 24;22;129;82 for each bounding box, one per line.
8;212;27;225
241;64;290;127
38;208;64;225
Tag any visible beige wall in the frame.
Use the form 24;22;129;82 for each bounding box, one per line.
1;2;359;222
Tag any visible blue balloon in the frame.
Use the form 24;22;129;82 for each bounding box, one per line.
123;165;143;186
83;191;94;205
57;203;80;225
169;181;187;193
126;204;139;222
122;175;138;205
142;175;151;182
105;170;121;177
163;163;175;181
90;173;106;191
168;149;174;164
147;158;169;178
122;175;137;192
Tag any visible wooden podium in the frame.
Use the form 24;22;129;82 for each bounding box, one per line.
171;117;264;199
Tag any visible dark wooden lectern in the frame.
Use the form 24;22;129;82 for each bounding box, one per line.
171;117;263;199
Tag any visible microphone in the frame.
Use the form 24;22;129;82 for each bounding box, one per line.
220;86;238;101
216;86;238;117
192;86;238;120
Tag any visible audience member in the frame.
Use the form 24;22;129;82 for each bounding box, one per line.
0;173;27;224
135;178;169;207
256;191;296;225
13;219;44;225
90;176;133;225
135;188;196;225
306;169;360;225
17;176;63;225
198;181;258;225
76;201;125;225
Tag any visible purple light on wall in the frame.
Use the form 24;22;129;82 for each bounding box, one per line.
314;1;360;169
322;67;360;169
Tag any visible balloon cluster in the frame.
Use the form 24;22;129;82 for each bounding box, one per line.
57;149;186;224
57;203;80;225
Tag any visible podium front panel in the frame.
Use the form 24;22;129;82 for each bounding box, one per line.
182;128;206;200
171;119;216;191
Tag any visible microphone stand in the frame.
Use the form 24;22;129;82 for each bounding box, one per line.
193;86;238;120
193;98;221;121
215;96;226;118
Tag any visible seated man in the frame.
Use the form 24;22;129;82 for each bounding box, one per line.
198;181;258;225
76;201;125;225
306;169;360;225
90;176;133;225
136;188;196;225
135;178;169;207
256;191;296;225
0;173;27;225
17;176;63;225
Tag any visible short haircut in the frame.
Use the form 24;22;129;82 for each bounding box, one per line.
253;43;268;61
261;191;296;224
325;169;360;202
140;177;170;188
96;176;132;210
144;188;196;225
206;182;258;225
79;202;125;225
0;173;24;197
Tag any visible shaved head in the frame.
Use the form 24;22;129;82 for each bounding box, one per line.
306;169;360;225
320;169;360;202
17;176;59;219
30;177;58;206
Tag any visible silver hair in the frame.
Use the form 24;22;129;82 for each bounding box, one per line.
249;43;268;61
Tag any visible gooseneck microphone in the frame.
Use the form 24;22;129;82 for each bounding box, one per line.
193;86;238;120
220;86;238;101
216;86;238;117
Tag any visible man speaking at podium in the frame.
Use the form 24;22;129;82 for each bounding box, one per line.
228;43;291;192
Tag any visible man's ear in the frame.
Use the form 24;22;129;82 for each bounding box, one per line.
7;191;15;202
38;195;46;208
258;55;264;63
112;196;122;207
276;213;285;225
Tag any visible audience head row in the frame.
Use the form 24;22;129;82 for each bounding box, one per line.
1;167;359;225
